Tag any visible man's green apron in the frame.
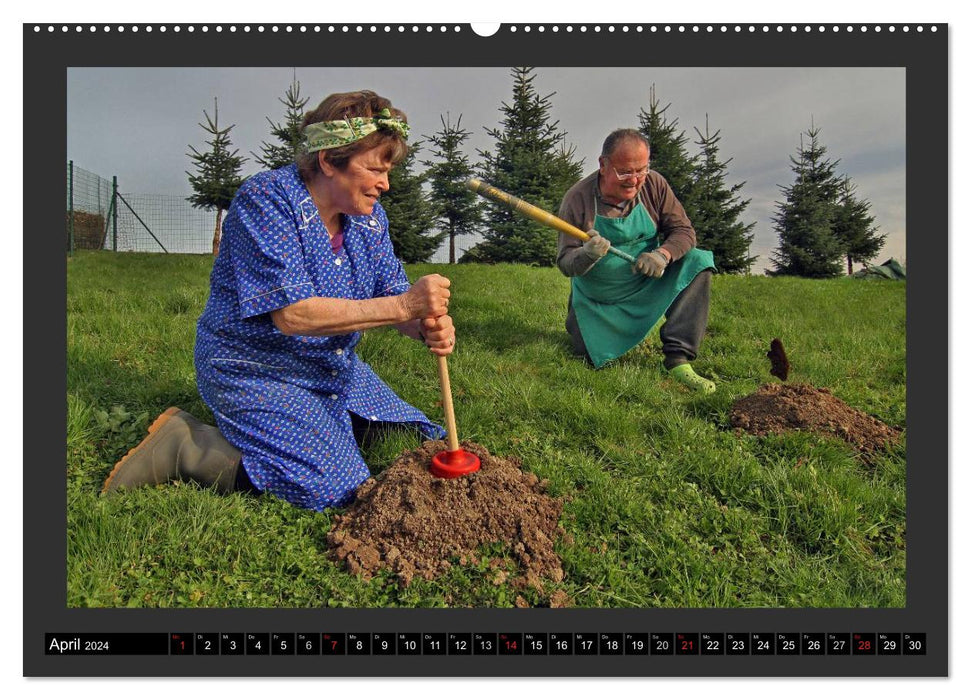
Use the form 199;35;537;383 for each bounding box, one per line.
572;197;715;368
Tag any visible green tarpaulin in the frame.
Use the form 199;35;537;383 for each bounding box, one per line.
852;258;906;280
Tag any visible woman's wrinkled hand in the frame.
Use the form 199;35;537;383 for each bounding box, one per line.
401;274;451;320
421;315;456;356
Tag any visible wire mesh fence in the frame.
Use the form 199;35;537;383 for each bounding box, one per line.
66;163;113;251
66;162;219;254
113;193;216;254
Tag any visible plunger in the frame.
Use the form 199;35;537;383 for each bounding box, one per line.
430;353;481;478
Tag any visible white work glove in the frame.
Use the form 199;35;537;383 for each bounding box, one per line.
633;250;669;278
581;230;611;259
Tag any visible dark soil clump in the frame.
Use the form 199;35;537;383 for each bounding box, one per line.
730;383;901;456
766;338;790;381
327;441;565;597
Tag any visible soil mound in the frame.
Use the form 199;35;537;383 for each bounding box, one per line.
327;441;565;595
729;383;901;456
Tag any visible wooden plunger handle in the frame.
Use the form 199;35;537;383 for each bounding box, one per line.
436;353;461;452
465;178;637;264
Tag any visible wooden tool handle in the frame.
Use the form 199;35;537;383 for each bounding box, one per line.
466;178;638;264
436;353;460;451
467;177;590;240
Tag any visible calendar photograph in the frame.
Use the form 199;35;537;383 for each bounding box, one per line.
62;59;908;612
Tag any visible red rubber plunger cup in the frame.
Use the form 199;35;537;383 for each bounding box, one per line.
430;447;480;478
430;353;481;479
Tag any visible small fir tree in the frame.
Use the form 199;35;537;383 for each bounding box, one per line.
186;98;246;256
466;67;584;265
770;124;845;277
253;71;309;171
423;113;484;263
832;178;885;275
382;142;444;263
690;116;758;273
637;84;698;221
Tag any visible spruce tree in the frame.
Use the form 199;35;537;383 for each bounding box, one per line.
637;84;698;221
186;98;246;256
690;116;758;273
465;67;584;265
253;71;309;171
423;113;484;263
770;124;845;277
382;142;444;263
832;178;885;275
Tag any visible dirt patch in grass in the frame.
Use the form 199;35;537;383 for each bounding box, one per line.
730;383;901;457
327;440;566;601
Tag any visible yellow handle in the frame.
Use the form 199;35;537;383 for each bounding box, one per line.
466;178;639;264
466;177;591;242
436;353;460;452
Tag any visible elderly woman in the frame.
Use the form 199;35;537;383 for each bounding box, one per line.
103;90;454;510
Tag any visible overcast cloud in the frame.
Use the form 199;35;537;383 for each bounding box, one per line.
67;66;904;270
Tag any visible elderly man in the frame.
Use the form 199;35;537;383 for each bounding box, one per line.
556;128;716;393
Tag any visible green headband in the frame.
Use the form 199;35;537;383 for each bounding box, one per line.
303;108;410;152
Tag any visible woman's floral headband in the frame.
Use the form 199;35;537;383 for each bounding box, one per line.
303;108;409;152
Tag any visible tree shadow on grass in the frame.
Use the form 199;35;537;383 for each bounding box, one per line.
469;315;574;355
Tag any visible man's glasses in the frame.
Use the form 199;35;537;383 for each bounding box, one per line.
607;159;650;182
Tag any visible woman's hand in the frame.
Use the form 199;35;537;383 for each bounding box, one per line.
421;314;456;356
401;274;451;320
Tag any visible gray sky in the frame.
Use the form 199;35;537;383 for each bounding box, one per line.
67;66;904;271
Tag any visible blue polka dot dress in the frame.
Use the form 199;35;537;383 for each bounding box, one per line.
194;164;445;511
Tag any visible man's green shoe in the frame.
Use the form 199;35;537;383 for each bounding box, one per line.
668;363;716;394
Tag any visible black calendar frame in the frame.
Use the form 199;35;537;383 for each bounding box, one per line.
24;21;948;677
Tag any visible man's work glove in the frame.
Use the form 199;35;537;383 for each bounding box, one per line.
633;250;669;278
581;231;611;260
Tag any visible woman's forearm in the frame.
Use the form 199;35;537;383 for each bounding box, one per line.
271;295;408;336
272;274;451;337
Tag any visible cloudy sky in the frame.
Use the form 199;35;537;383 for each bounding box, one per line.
67;66;904;271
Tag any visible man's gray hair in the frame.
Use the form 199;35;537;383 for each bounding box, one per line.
601;129;650;158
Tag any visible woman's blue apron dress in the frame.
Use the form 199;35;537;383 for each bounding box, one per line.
195;164;445;511
571;195;716;368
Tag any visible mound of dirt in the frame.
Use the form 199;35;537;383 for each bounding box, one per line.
327;441;566;596
729;383;901;456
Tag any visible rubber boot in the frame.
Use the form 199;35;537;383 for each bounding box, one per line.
101;407;243;494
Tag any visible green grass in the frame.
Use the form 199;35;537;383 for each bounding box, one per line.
67;251;906;608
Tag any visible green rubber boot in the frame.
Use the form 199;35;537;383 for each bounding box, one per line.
668;363;716;394
101;407;243;494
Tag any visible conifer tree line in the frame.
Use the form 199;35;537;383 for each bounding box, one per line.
770;123;884;277
187;68;886;276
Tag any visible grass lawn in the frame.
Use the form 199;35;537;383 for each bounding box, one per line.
67;251;906;608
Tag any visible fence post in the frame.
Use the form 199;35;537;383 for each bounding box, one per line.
111;176;118;252
68;160;75;256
